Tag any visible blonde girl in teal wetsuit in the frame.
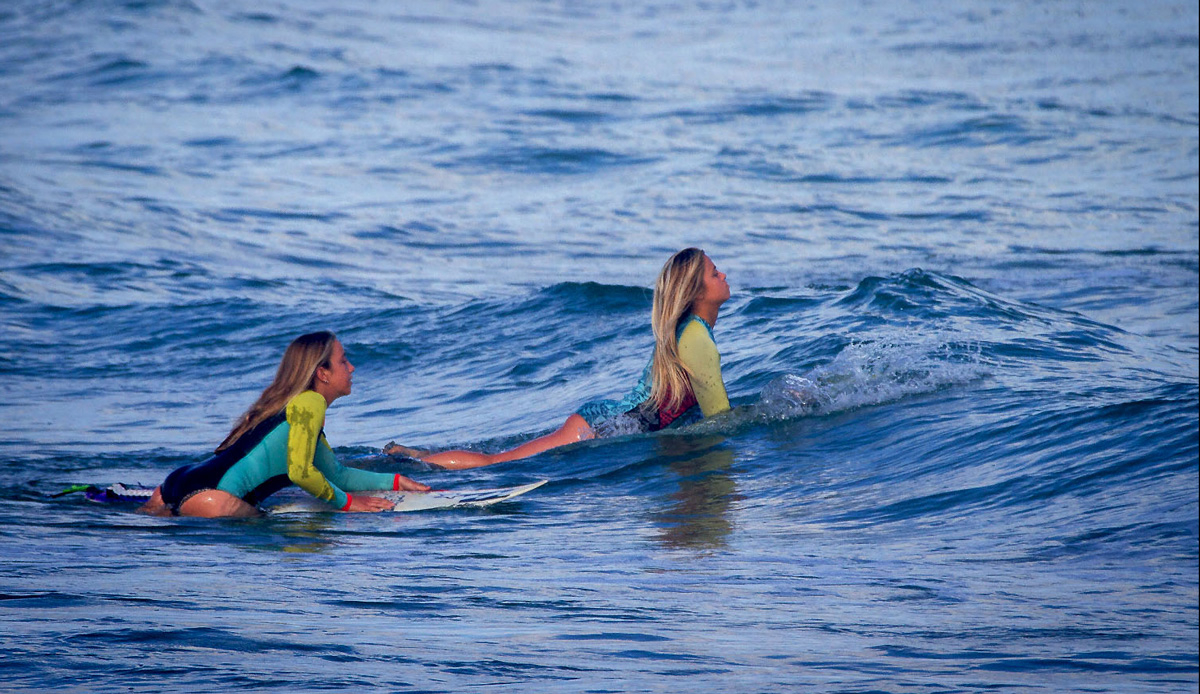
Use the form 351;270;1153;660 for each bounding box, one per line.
385;248;732;469
140;332;429;518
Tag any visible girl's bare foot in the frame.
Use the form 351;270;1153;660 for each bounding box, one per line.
383;441;427;458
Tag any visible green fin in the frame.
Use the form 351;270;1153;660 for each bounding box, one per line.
50;484;97;498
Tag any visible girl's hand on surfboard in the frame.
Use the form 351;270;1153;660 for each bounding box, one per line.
395;475;431;492
346;495;395;512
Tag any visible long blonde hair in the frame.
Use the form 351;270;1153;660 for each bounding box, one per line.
216;331;337;452
648;248;709;412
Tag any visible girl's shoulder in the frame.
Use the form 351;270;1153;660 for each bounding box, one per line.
286;390;328;416
678;314;716;341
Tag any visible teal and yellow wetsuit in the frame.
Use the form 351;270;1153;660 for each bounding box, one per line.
159;390;402;513
577;315;730;435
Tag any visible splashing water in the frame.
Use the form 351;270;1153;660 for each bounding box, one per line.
755;332;988;420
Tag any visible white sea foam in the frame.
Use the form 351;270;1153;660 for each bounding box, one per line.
753;332;989;421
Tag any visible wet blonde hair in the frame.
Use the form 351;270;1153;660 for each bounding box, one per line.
648;248;709;412
216;331;336;452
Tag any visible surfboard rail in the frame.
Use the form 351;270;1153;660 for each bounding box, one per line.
55;480;549;514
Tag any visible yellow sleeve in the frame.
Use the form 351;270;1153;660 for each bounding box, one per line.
285;390;348;508
677;319;731;417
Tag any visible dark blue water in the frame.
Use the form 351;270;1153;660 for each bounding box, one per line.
1;1;1197;692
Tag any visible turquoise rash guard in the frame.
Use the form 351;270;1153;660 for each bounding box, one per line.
159;391;402;513
577;315;731;434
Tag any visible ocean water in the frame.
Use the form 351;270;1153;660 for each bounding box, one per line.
1;0;1197;691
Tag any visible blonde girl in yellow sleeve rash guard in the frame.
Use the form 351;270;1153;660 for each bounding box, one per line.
140;332;428;518
385;248;732;469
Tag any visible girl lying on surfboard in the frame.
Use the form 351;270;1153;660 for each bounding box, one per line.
140;331;429;518
385;247;733;469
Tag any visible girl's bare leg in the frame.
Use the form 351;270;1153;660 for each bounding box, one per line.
383;442;427;457
138;486;172;516
178;489;262;518
422;414;594;470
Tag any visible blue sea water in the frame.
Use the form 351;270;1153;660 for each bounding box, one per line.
1;0;1197;691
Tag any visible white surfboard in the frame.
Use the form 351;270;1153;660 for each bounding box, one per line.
267;479;548;514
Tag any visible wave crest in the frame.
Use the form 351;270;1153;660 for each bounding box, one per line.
752;331;988;421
